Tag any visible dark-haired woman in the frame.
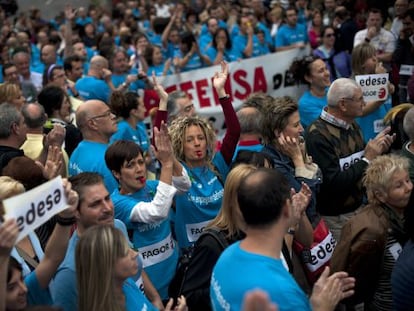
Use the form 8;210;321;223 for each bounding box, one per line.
109;91;149;153
313;26;351;81
290;55;331;129
204;28;241;65
174;32;210;72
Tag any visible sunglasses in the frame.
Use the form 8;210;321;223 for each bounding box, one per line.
325;33;335;38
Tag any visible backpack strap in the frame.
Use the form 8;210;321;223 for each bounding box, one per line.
199;227;229;250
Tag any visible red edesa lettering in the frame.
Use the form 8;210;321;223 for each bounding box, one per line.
165;66;268;108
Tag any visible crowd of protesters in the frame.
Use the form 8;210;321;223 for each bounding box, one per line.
1;0;414;310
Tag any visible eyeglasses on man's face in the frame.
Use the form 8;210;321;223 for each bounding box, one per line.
88;110;114;121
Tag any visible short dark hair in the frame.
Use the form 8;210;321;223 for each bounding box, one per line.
69;172;105;206
109;91;140;119
2;63;15;76
64;54;83;72
105;140;144;175
37;85;66;116
237;168;290;227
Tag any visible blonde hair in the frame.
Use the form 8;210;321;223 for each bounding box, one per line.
363;154;410;205
0;176;25;216
76;225;131;311
0;176;25;200
169;115;217;165
261;96;298;145
0;83;21;105
351;43;376;75
207;164;257;237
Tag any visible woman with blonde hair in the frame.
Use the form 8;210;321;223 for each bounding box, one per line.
168;62;240;250
331;154;412;310
76;225;187;311
0;82;25;109
351;42;394;142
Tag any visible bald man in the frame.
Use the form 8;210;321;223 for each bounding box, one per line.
69;99;119;192
74;55;113;103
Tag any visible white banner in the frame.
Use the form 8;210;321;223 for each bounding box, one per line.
3;176;68;242
157;49;308;134
355;73;389;102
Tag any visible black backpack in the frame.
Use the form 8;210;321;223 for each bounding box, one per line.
168;227;229;299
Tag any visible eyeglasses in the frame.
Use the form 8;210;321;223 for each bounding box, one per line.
88;110;114;121
341;97;364;103
324;33;335;38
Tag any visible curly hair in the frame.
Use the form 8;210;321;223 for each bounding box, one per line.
169;115;217;165
363;154;410;206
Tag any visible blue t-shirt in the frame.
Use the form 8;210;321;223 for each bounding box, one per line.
111;69;145;91
232;142;264;161
110;120;150;152
26;271;53;307
147;64;173;77
111;181;179;300
124;278;157;311
210;242;312;311
298;90;327;129
233;33;262;58
175;50;205;72
356;96;392;143
205;46;241;64
75;76;111;103
275;23;308;48
69;140;118;194
173;152;228;249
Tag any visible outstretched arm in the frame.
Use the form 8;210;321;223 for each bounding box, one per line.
35;180;79;288
213;61;240;165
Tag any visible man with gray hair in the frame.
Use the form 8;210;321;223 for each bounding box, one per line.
306;78;394;240
166;90;196;123
0;103;27;173
402;107;414;181
233;106;264;159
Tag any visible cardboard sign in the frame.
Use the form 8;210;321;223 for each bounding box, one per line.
3;176;68;242
355;73;389;102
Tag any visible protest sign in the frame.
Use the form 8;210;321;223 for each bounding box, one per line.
355;73;389;102
3;176;68;242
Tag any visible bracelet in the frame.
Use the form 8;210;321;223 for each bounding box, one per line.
219;94;230;100
56;215;76;226
362;156;370;164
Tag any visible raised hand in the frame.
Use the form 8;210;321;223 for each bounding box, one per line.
0;219;19;258
58;178;79;219
36;145;63;180
153;121;173;166
290;182;311;223
152;71;168;104
213;61;229;97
